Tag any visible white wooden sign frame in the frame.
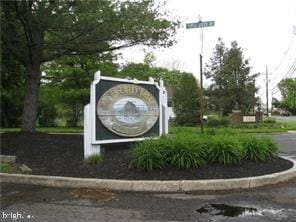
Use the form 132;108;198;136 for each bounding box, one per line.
84;71;168;158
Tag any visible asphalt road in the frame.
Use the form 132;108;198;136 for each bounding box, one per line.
272;133;296;158
1;133;295;222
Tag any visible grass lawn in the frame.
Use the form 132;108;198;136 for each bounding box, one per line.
1;119;295;134
276;119;296;129
170;120;296;134
0;127;83;133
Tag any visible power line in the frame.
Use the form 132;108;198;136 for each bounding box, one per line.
270;60;296;92
269;32;296;90
273;37;295;75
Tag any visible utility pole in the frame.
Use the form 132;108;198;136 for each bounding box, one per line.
271;92;274;113
293;85;296;113
266;65;269;116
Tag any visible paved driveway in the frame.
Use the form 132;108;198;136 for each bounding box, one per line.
271;133;296;158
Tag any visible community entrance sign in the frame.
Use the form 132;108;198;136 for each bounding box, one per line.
84;71;168;158
97;84;160;137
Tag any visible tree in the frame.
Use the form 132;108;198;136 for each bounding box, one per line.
271;97;281;109
172;74;200;126
278;78;296;114
0;44;26;127
119;62;183;87
1;0;177;132
205;39;258;115
41;55;118;127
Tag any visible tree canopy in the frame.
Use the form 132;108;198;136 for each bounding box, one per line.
278;78;296;114
1;0;178;132
205;39;258;115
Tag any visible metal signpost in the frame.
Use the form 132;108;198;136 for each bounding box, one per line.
186;19;214;133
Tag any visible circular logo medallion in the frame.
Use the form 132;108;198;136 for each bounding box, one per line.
97;84;159;137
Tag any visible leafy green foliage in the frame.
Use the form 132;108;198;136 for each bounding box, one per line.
1;0;178;132
207;117;231;127
207;135;243;165
85;154;104;165
260;137;279;157
0;45;26;127
130;130;279;171
129;139;167;171
119;63;183;87
263;118;276;124
241;136;278;161
164;135;207;169
41;56;117;127
205;39;258;115
172;74;200;126
278;78;296;114
0;163;10;173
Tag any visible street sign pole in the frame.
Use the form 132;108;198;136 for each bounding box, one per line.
199;54;204;133
186;18;214;134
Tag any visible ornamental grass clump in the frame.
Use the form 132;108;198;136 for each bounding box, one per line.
207;135;243;165
164;134;207;169
129;132;279;171
85;154;104;165
260;136;279;157
129;139;167;171
241;136;278;161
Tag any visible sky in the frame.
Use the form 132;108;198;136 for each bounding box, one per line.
119;0;296;107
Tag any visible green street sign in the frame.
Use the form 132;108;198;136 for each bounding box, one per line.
186;21;215;29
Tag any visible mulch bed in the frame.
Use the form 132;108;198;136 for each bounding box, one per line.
0;132;293;180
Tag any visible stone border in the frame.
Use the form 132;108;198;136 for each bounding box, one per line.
0;154;16;163
1;157;295;192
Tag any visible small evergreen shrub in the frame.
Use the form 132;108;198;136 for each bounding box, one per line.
263;118;276;124
207;118;230;127
207;135;243;165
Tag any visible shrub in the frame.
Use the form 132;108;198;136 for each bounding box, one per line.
207;135;243;165
165;135;207;169
172;74;200;126
205;128;237;136
207;117;230;127
129;139;167;171
264;118;276;124
85;154;104;165
0;163;10;173
242;136;278;161
260;136;279;157
271;111;280;116
129;132;279;171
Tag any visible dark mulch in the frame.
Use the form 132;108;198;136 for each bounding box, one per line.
0;132;293;180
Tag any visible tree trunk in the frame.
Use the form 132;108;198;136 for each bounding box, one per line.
21;63;41;132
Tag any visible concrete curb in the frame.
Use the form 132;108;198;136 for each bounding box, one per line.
1;157;295;192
